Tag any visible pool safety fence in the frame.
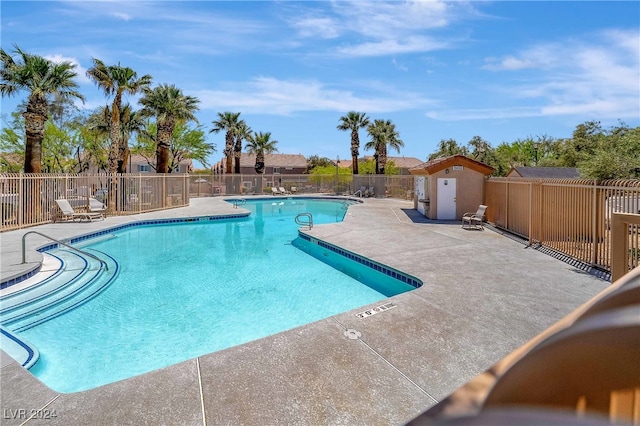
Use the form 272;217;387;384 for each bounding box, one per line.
1;173;190;231
484;178;640;278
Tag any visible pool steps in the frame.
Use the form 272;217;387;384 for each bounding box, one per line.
0;248;119;332
0;325;39;368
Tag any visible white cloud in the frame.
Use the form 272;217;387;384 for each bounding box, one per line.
194;77;429;115
291;16;341;39
111;12;132;21
44;54;91;84
392;58;408;72
336;36;449;57
426;107;542;121
285;0;471;57
448;29;640;121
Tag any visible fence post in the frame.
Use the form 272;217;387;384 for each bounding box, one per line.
528;182;533;245
505;179;509;230
611;213;630;282
591;181;597;265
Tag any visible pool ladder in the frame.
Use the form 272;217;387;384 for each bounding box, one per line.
295;212;313;229
232;198;246;208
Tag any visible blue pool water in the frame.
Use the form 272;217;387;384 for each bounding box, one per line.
13;198;418;392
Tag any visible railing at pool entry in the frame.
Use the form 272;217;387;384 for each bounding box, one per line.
232;198;247;208
295;212;313;229
22;231;109;271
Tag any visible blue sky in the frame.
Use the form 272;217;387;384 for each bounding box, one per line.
1;1;639;168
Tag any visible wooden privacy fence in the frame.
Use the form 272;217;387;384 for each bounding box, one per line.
485;178;640;275
1;173;190;231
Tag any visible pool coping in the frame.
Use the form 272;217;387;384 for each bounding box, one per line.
0;196;610;425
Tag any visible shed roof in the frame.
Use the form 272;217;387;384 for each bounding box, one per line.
409;154;494;176
507;166;581;179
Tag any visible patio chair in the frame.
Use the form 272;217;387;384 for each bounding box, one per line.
88;197;106;212
365;186;375;198
54;199;104;222
279;187;291;194
462;205;487;229
271;187;281;195
290;186;298;194
355;186;366;197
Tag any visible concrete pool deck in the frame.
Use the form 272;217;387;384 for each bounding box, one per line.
0;197;609;425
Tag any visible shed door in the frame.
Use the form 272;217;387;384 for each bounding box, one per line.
437;178;456;220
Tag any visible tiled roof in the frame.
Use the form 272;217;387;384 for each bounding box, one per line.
214;153;307;169
358;156;423;169
509;167;581;179
409;154;494;175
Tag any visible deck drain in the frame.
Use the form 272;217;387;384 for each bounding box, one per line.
344;329;361;340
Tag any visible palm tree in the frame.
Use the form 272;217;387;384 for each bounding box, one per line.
139;84;200;173
245;131;278;174
210;112;241;173
0;45;84;172
87;104;147;173
337;111;369;175
86;59;152;175
234;120;252;174
365;119;403;174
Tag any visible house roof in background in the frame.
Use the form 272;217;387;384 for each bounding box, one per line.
409;154;494;175
213;153;307;170
508;166;581;178
129;154;192;166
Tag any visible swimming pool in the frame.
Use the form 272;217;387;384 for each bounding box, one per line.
2;198;420;392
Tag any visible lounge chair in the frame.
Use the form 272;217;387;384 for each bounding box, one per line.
290;186;298;194
462;205;487;229
365;186;375;198
271;187;280;195
88;197;106;212
355;186;367;197
279;187;291;194
54;199;104;222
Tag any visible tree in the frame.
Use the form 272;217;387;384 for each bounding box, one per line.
575;122;640;179
86;59;152;174
0;45;84;172
210;112;241;173
337;111;370;175
0;112;25;172
133;122;215;172
87;104;147;173
139;84;200;173
466;135;499;173
365;119;403;174
234;120;251;174
428;139;467;161
305;155;333;173
245;131;278;174
42;120;77;172
358;158;399;175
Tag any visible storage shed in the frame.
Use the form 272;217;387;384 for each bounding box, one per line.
409;155;494;220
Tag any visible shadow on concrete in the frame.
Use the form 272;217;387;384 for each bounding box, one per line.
400;208;463;226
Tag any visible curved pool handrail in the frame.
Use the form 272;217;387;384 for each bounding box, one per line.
22;231;109;271
232;198;247;208
295;212;313;229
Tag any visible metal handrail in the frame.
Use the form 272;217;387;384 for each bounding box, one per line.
232;198;246;208
295;212;313;229
22;231;109;271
